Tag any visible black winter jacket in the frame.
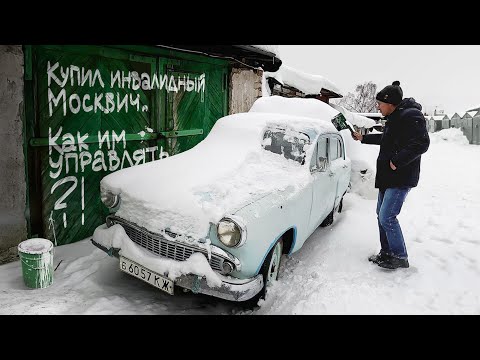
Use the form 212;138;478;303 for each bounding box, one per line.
361;98;430;190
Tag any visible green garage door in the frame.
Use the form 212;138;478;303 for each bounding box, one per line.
162;59;227;155
29;45;228;245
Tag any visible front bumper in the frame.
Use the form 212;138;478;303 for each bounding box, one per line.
91;239;263;302
175;272;264;302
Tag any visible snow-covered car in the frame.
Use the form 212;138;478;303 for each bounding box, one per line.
92;96;351;303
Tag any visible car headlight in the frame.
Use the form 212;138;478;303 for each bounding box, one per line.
101;188;120;208
217;217;246;248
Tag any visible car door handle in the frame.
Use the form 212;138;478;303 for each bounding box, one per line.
328;172;334;177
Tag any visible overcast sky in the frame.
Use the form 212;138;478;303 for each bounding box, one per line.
278;45;480;115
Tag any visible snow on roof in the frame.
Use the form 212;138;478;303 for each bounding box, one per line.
468;111;479;117
432;115;445;120
460;112;474;118
265;64;343;97
330;104;377;129
251;45;280;57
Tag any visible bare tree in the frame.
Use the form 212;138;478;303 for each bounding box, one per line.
334;81;378;113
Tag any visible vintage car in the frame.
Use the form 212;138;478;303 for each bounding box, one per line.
92;96;352;303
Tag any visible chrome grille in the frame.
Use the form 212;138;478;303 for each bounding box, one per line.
108;216;224;272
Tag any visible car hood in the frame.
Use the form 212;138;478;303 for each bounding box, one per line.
101;113;324;238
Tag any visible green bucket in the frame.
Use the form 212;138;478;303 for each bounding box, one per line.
18;238;54;289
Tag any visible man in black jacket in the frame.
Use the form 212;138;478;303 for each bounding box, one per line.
352;81;430;269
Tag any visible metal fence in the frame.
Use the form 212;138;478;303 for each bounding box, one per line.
427;112;480;145
473;115;480;145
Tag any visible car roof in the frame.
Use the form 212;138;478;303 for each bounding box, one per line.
232;112;339;137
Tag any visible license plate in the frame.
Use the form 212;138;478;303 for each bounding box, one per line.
120;256;174;295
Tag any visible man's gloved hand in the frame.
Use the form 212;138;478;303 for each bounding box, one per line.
352;131;363;141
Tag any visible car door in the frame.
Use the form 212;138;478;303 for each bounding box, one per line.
329;135;350;208
308;135;336;232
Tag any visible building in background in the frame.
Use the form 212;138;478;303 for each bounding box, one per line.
450;112;465;129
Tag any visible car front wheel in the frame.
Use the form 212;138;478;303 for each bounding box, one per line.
264;239;283;287
240;238;284;308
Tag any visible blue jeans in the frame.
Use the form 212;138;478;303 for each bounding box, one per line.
376;187;411;259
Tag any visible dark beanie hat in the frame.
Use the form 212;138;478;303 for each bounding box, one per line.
376;81;403;106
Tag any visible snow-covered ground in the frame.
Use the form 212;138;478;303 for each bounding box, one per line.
1;129;479;314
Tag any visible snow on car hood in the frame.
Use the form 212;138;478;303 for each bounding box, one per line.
101;111;338;239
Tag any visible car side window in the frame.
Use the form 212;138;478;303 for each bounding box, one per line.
317;137;328;171
329;137;340;161
262;128;310;165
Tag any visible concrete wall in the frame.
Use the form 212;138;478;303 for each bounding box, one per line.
229;67;263;114
0;45;27;263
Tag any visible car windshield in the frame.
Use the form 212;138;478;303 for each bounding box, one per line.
262;128;311;165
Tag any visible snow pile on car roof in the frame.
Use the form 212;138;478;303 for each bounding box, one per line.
250;95;340;121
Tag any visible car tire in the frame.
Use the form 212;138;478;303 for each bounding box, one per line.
240;238;284;308
320;208;334;227
338;197;343;213
261;238;283;288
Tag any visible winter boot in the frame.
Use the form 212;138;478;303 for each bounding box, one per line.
377;256;409;269
368;250;390;264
